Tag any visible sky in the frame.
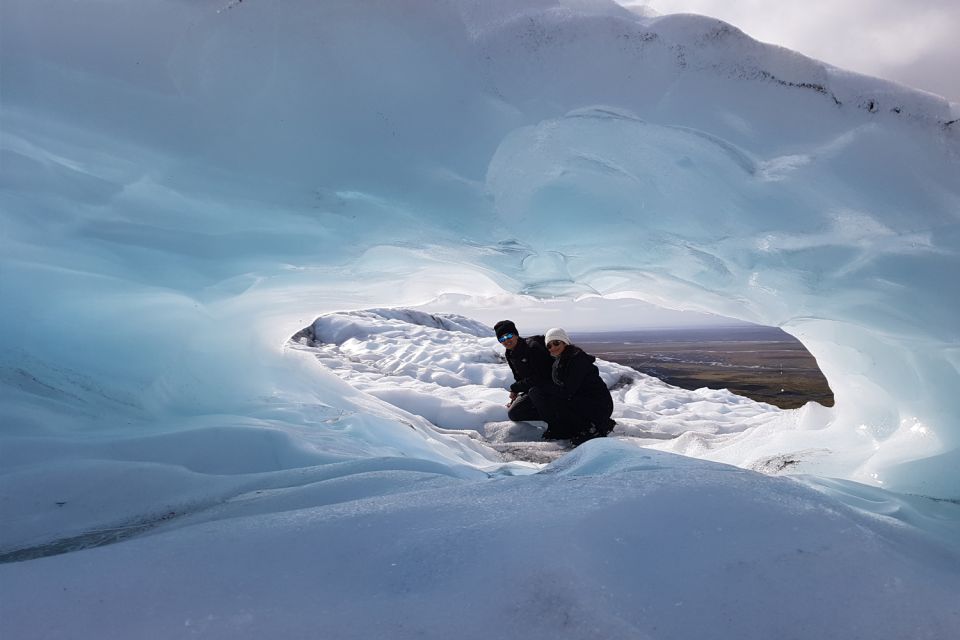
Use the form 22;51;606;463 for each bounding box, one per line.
416;294;754;332
624;0;960;103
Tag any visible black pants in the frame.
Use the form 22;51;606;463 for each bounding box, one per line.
509;386;610;440
507;387;554;423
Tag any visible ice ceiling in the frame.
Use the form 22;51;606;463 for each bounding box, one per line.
1;0;958;497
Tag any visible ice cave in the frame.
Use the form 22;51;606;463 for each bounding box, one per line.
4;0;957;495
1;1;959;637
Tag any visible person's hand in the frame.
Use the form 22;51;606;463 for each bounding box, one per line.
506;391;518;407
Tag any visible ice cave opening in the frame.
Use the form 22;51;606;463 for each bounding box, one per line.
4;2;960;635
287;300;839;466
278;271;950;496
2;0;958;504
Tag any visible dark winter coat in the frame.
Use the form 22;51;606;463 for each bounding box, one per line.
551;345;614;426
506;335;554;394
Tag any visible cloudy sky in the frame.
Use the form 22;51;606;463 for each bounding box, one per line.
417;294;753;332
624;0;960;103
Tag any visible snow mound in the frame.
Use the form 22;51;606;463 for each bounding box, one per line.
3;441;958;639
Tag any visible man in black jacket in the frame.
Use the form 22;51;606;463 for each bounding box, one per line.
494;320;560;436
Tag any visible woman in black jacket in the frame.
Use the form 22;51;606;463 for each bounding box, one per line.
542;327;616;445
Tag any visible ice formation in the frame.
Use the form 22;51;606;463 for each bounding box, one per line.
5;440;960;639
1;0;958;502
3;1;960;636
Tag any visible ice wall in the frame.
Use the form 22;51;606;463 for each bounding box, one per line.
1;0;958;496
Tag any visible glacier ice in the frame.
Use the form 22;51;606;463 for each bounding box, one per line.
1;0;959;501
3;440;960;639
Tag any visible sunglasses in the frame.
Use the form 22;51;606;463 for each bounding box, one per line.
547;340;565;348
498;333;515;343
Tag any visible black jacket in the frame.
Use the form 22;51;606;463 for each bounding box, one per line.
551;345;614;425
506;335;554;394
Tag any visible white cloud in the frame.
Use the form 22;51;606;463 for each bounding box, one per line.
630;0;960;102
414;293;748;332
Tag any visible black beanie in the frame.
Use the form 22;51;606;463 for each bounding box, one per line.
494;320;519;339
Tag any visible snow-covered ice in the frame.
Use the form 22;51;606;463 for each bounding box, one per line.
295;308;786;457
2;0;960;637
6;308;958;638
3;440;959;639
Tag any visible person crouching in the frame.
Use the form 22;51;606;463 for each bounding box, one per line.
542;327;616;445
494;320;563;439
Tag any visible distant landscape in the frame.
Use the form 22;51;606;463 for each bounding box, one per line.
576;325;834;409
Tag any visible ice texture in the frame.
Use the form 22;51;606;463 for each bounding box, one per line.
3;441;960;639
2;1;960;634
2;0;959;503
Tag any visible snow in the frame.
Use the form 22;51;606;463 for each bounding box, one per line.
7;310;960;638
297;309;782;444
2;0;960;636
3;441;959;639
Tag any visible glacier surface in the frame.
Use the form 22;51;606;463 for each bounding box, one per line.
3;0;957;496
3;0;960;636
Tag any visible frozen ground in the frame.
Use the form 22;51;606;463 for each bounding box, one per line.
3;440;959;640
294;308;791;466
3;309;959;638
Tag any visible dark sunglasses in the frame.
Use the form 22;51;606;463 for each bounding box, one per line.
547;340;565;348
497;332;515;343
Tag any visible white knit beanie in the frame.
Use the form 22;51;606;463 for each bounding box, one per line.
544;327;572;345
